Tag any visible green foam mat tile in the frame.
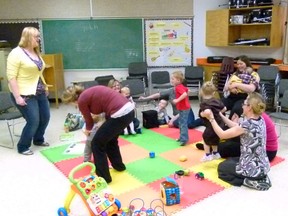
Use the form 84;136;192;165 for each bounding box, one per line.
126;156;183;184
121;128;180;153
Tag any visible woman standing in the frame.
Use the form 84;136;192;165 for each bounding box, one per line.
202;92;271;191
7;27;50;155
222;55;260;119
62;85;135;183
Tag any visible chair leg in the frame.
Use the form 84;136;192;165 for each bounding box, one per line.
0;120;15;149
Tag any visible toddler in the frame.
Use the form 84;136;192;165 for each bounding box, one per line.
199;81;226;162
120;86;136;135
83;113;105;162
155;99;170;125
171;71;190;146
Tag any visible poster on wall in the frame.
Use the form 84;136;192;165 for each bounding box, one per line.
144;18;193;67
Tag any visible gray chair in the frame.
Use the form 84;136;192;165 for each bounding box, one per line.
184;66;204;99
127;62;148;87
77;80;99;89
258;65;280;111
269;79;288;137
121;79;152;116
150;71;172;94
0;92;23;149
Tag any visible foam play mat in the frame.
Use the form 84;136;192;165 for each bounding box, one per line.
41;127;285;215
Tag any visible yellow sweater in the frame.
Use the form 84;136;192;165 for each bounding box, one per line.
6;46;47;95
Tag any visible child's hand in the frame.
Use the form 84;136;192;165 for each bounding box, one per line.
83;129;91;136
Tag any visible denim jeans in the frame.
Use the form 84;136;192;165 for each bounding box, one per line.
173;108;204;129
178;109;190;143
11;93;50;153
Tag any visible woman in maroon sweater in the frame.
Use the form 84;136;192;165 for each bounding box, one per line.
62;85;135;183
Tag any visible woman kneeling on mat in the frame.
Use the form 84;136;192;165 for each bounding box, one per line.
201;92;271;191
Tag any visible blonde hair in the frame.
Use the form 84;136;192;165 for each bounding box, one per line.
200;81;217;97
120;86;130;95
172;71;184;83
246;92;266;115
62;84;84;104
18;27;40;55
107;79;120;89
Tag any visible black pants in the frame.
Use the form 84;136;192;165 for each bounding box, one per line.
221;93;247;119
91;110;135;183
219;137;277;162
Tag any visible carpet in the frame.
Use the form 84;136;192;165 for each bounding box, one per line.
41;127;285;215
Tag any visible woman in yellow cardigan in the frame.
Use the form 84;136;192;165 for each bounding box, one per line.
7;27;50;155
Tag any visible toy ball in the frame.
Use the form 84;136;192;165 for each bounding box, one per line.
179;155;187;162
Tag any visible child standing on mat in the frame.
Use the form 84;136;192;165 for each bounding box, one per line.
171;71;190;146
83;113;105;162
120;86;136;135
199;81;226;162
155;99;170;125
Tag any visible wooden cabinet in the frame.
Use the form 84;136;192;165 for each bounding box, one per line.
206;6;285;47
42;54;64;108
0;48;11;91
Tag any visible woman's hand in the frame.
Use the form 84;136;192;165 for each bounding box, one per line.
15;96;27;106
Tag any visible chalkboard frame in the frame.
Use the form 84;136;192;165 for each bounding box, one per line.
42;19;144;69
0;20;42;50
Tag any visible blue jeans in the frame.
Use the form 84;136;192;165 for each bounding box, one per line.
178;109;190;143
173;108;203;129
11;93;50;153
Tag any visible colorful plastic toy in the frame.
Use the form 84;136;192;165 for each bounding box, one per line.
57;162;120;216
195;172;204;180
120;198;166;215
160;177;180;206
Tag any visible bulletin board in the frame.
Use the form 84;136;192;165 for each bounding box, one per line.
144;18;193;67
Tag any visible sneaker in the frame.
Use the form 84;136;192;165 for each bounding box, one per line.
130;130;136;135
179;141;186;146
176;138;181;142
34;142;50;147
124;130;129;135
243;176;272;191
20;149;34;155
213;152;221;159
195;143;204;150
201;154;213;162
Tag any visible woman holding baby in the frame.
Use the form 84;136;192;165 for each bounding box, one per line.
222;55;260;119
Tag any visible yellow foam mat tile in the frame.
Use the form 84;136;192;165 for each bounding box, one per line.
188;159;232;188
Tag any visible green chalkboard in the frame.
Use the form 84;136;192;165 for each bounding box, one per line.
42;19;143;69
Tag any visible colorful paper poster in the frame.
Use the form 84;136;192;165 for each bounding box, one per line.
144;19;192;67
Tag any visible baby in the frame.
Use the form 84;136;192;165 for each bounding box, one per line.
83;113;105;162
120;86;136;135
155;99;170;125
223;67;255;98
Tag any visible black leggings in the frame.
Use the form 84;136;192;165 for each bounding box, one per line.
219;137;277;162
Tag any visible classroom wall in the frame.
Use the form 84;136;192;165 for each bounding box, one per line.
0;0;285;88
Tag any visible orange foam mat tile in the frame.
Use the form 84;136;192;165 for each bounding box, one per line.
160;145;204;169
118;137;132;146
188;159;232;188
120;143;150;164
270;156;285;167
148;174;225;210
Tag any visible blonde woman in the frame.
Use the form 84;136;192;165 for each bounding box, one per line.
7;27;50;155
201;92;271;191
